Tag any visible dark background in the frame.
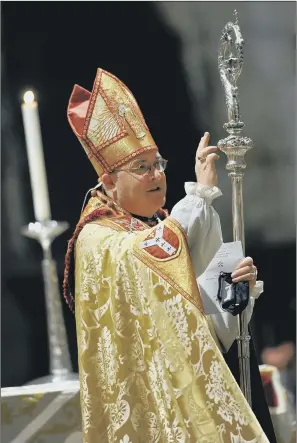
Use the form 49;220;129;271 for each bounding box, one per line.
2;2;295;387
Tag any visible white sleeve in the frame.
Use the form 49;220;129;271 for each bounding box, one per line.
170;181;263;352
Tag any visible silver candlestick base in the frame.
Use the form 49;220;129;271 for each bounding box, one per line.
24;373;79;385
21;220;79;385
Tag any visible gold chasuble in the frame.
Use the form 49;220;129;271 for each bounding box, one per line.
64;68;269;443
70;194;269;443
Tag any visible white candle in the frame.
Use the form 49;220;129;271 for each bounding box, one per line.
21;90;51;222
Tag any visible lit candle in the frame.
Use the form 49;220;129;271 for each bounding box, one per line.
21;90;51;221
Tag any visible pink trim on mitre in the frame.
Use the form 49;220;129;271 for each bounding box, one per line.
67;85;91;137
82;68;102;139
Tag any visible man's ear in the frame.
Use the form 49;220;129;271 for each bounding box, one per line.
101;173;116;191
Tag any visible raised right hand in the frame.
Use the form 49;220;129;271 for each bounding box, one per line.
195;132;220;187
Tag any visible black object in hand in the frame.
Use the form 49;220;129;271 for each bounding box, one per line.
217;271;249;316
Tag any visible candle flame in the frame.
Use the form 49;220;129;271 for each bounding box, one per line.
23;90;35;104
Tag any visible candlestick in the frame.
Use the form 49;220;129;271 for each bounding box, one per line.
21;220;79;385
21;90;51;222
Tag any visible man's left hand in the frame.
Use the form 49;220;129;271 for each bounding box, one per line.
231;256;258;289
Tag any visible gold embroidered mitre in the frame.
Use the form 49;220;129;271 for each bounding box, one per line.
67;68;158;177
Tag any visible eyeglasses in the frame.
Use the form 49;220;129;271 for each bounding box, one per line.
113;158;168;176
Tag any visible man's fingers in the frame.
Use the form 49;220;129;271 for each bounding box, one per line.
195;132;219;187
232;273;256;283
235;256;253;270
232;256;257;283
201;132;210;143
202;146;218;156
197;132;211;151
197;146;218;160
206;153;220;163
202;132;210;143
231;265;255;279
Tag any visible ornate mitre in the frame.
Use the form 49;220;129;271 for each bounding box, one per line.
67;68;158;177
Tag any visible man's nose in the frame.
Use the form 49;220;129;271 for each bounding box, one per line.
150;166;161;180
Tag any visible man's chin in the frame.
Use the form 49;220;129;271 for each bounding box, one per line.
148;192;165;204
152;196;166;214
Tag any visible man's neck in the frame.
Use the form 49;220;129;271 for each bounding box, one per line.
91;190;162;224
130;212;158;222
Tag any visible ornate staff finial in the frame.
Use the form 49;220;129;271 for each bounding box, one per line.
217;12;252;173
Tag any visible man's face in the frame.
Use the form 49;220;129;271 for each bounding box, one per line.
110;151;167;217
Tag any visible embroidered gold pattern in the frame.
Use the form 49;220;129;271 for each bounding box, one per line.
74;200;269;442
